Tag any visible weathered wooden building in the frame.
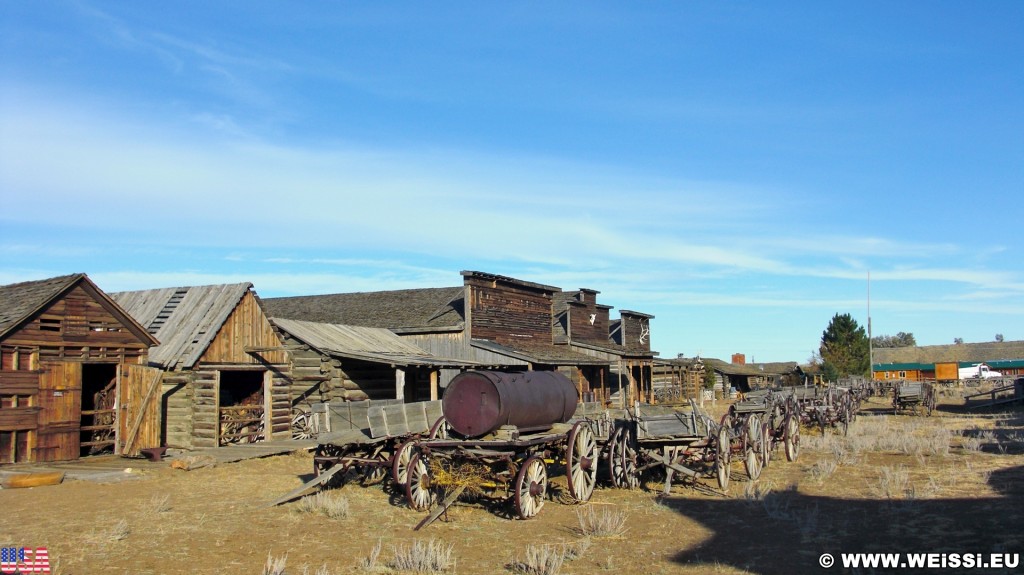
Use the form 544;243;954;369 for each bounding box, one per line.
264;271;610;397
112;283;294;449
272;319;478;404
553;289;656;404
0;274;160;463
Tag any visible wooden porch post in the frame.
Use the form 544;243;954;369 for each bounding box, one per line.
395;368;406;401
430;370;439;401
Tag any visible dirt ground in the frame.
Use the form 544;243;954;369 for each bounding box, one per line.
2;392;1022;575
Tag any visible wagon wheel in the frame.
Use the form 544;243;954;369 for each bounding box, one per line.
784;413;801;462
714;424;731;491
760;419;771;468
405;452;436;511
291;406;315;440
565;421;597;502
606;425;627;488
392;440;417;485
744;414;764;481
429;416;450;439
513;456;548;519
361;457;389;486
838;404;851;436
618;424;640;490
313;444;347;488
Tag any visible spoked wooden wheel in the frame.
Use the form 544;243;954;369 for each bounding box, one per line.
714;424;731;491
760;419;771;468
513;456;548;519
361;454;389;486
405;452;435;511
744;414;763;481
429;416;450;439
784;413;801;462
618;424;640;490
565;421;597;502
392;440;416;485
607;425;628;488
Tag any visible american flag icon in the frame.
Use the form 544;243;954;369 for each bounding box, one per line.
0;547;50;574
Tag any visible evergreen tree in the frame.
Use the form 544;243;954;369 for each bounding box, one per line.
819;313;870;380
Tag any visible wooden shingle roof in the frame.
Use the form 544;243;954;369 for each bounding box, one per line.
873;341;1024;365
471;339;611;366
112;283;253;370
0;273;156;345
262;287;465;332
273;318;478;368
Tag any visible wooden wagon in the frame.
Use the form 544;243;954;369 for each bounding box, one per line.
893;381;936;416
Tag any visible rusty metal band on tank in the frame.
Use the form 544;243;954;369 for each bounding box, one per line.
441;370;578;437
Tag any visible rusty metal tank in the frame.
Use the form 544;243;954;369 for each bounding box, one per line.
442;370;578;438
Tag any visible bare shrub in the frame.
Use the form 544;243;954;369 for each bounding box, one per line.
296;491;350;519
876;465;911;499
962;436;983;452
809;459;838;484
386;539;456;573
511;544;566;575
105;519;130;542
575;506;627;537
263;553;287;575
742;480;774;503
358;539;382;572
148;493;171;514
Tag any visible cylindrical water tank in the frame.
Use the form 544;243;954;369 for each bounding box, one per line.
442;370;578;438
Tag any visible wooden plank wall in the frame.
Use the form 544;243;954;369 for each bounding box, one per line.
466;277;554;345
200;291;288;365
119;364;163;455
162;373;193;449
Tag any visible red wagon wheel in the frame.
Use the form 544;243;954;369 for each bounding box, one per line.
744;414;764;481
565;421;597;502
405;451;436;511
618;424;640;490
513;456;548;519
784;412;801;462
715;424;731;491
392;440;417;485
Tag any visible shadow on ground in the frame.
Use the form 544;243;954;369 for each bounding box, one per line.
663;465;1024;574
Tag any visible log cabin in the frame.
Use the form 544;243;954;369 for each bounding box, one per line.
111;283;294;449
0;274;160;463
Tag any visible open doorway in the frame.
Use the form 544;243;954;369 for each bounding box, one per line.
81;363;118;456
218;370;266;446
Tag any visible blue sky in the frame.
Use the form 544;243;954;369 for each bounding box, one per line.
2;2;1022;363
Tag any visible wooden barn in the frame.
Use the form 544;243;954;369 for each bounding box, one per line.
0;274;160;463
263;271;610;398
111;283;294;449
554;288;656;404
272;319;479;404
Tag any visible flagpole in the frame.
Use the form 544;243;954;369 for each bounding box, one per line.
868;271;873;380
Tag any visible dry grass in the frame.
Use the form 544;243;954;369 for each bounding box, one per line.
575;506;627;537
386;539;456;573
262;553;287;575
295;491;350;519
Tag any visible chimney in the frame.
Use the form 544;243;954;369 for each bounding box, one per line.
731;353;746;365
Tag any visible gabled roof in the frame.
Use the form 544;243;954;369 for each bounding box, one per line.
273;318;478;368
262;287;465;332
873;341;1024;365
112;283;253;370
704;358;799;377
471;339;610;366
0;273;157;345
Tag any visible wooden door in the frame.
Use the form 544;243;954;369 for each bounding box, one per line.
37;362;82;462
118;364;164;456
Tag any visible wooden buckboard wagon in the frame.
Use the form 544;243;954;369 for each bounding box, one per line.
893;381;936;416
